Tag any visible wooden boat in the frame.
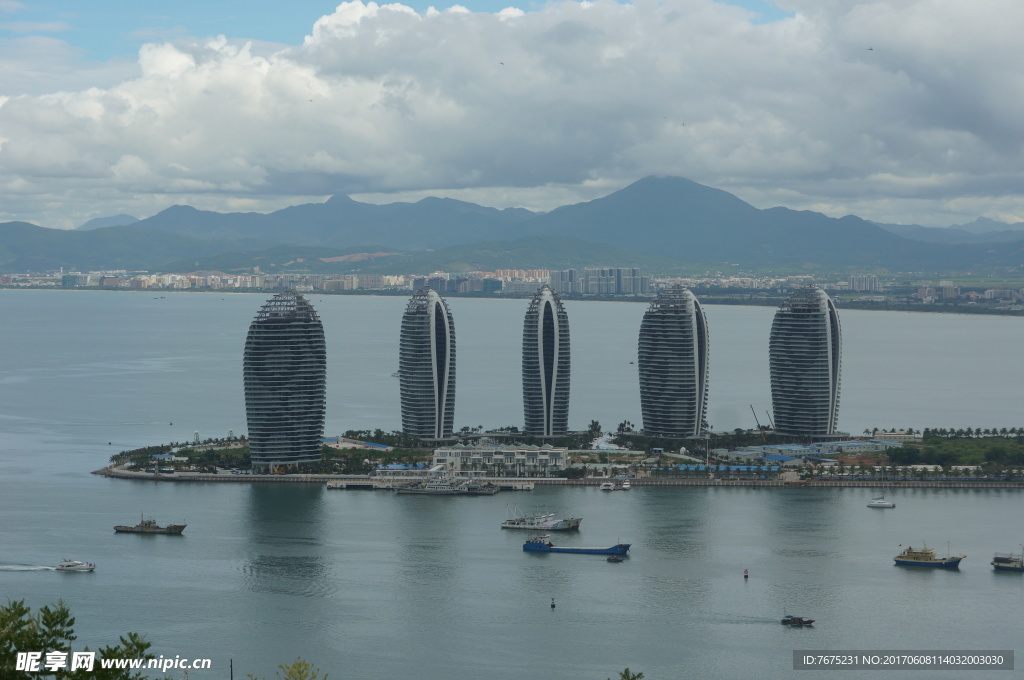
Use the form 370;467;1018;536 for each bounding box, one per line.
894;543;964;568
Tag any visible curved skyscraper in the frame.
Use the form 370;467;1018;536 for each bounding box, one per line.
243;291;327;471
637;285;709;438
522;285;570;438
769;284;842;436
399;287;456;441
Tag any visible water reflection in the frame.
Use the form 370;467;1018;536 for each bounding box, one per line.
242;485;331;597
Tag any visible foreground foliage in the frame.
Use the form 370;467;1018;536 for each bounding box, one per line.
0;600;153;680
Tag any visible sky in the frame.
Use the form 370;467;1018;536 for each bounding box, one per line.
1;0;1022;230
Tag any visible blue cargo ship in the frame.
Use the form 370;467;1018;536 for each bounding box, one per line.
523;535;630;555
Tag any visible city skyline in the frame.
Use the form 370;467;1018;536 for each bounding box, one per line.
769;284;842;436
637;285;710;438
242;290;327;470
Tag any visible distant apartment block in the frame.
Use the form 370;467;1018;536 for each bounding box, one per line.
848;275;880;292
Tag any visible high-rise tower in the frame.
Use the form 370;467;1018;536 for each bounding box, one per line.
243;291;327;471
769;284;842;436
522;285;570;437
399;287;456;441
637;285;710;438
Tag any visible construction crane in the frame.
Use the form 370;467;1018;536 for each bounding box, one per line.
750;405;767;443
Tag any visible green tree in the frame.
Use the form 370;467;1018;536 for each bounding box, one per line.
249;659;328;680
0;600;152;680
608;669;644;680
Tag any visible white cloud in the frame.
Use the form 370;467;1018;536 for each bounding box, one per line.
2;0;1024;229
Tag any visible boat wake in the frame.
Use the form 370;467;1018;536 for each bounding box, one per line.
0;564;56;571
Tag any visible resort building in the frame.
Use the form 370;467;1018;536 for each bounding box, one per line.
637;285;710;437
522;285;571;437
769;284;842;436
399;287;456;441
433;443;567;477
243;291;327;471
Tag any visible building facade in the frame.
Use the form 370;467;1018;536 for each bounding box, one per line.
637;285;710;437
399;287;456;440
522;285;571;437
769;284;842;436
243;291;327;471
433;443;567;477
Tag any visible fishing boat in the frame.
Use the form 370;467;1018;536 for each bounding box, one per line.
867;495;895;508
55;558;95;572
114;513;186;534
781;615;814;626
991;550;1024;572
501;504;581;531
893;543;965;568
523;535;630;555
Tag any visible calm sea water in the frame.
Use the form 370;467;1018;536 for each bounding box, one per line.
1;290;1022;679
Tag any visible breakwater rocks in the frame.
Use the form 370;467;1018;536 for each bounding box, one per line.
92;467;1023;489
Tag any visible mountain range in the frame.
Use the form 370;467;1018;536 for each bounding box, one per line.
3;176;1024;275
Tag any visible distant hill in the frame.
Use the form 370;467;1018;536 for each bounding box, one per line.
161;236;684;275
76;214;139;230
5;176;1024;274
875;218;1024;244
0;221;265;273
134;196;537;249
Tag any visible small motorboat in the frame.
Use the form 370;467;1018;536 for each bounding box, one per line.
55;558;95;572
607;555;625;563
867;495;895;508
781;615;814;626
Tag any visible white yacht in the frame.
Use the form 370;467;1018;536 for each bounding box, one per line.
867;495;895;508
55;558;95;572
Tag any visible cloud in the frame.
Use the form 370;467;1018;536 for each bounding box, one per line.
1;0;1024;229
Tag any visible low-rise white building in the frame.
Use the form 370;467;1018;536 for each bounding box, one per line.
433;443;567;476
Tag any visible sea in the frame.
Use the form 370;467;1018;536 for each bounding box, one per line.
0;289;1021;679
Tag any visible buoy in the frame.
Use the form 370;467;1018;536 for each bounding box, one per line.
744;569;749;579
551;598;555;609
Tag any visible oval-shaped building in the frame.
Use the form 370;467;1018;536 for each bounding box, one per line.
399;287;456;441
769;284;842;436
637;285;710;438
243;291;327;471
522;285;570;438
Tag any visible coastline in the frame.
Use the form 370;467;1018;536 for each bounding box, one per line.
92;466;1024;489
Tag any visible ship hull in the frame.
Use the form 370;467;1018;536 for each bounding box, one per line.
114;525;186;534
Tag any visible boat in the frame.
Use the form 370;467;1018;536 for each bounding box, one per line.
501;504;581;531
991;550;1024;572
523;535;630;555
55;558;95;572
620;480;631;490
607;554;625;563
781;615;814;626
599;481;616;491
893;543;965;568
395;471;500;496
867;495;895;508
114;513;186;534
